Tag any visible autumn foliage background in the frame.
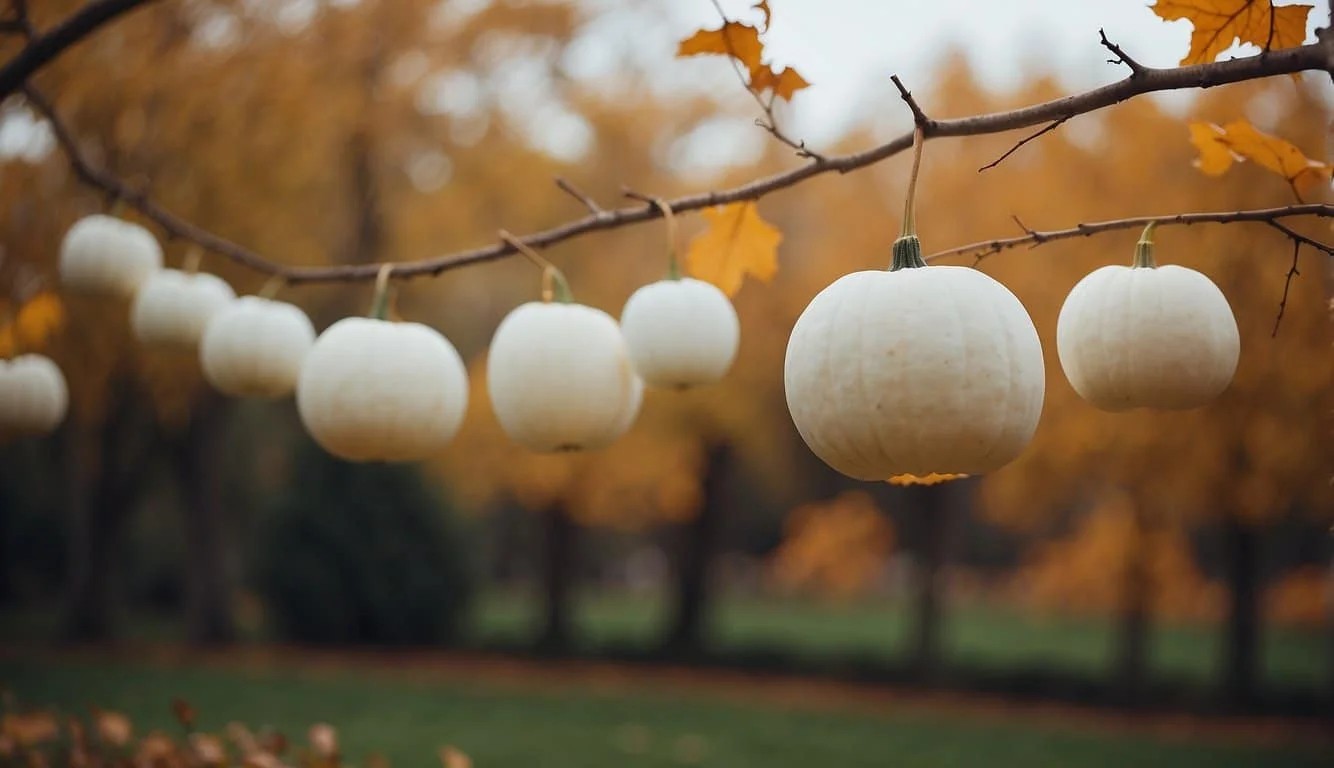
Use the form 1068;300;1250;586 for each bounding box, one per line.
0;0;1332;765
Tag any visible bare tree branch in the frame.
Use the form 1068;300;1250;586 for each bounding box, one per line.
924;205;1334;264
0;0;160;99
1099;29;1147;76
26;36;1334;285
1272;240;1301;336
554;177;606;218
978;118;1068;172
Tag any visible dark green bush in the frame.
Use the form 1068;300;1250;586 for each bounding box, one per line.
255;437;474;645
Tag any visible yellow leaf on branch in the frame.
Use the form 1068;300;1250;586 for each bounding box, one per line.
1152;0;1312;65
1189;120;1332;198
750;65;810;101
684;202;781;297
677;22;764;77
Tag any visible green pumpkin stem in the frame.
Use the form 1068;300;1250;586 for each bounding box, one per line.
890;235;926;271
370;264;394;320
1133;221;1158;269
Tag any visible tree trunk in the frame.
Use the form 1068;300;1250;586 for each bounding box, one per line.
907;484;952;679
664;443;732;656
1113;500;1152;702
1222;516;1262;706
537;499;576;652
175;392;236;646
61;377;155;642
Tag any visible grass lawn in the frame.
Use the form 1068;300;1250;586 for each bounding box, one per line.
1;656;1328;768
2;590;1326;692
474;590;1328;688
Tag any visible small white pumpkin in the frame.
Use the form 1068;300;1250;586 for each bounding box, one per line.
131;269;236;350
297;317;468;462
1056;230;1239;411
487;301;642;452
59;214;163;298
200;296;316;398
784;236;1045;480
620;277;739;389
0;354;68;435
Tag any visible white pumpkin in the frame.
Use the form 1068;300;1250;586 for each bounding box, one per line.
297;317;468;462
620;277;739;389
59;214;163;298
131;269;236;350
0;354;68;435
487;301;642;452
1056;249;1239;411
784;237;1045;480
200;296;316;398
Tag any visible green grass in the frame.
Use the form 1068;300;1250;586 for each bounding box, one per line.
474;590;1328;688
0;657;1326;768
3;590;1326;691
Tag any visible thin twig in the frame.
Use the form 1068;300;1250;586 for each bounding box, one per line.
926;206;1334;264
26;39;1334;285
1099;28;1148;76
0;0;159;98
554;177;605;216
1266;219;1332;255
1272;240;1300;336
978;118;1069;172
890;74;931;129
706;0;821;160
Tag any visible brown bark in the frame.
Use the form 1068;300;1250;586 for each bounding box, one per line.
664;443;732;656
538;500;576;652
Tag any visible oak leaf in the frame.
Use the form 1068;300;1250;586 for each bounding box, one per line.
888;473;969;486
1152;0;1312;65
749;65;810;101
677;22;764;77
685;202;781;296
1189;120;1332;198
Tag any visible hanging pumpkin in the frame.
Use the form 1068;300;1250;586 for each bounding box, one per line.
784;235;1045;480
200;296;316;398
0;354;68;436
296;271;468;462
488;301;642;452
59;214;163;298
620;276;739;389
1057;224;1239;411
131;269;236;350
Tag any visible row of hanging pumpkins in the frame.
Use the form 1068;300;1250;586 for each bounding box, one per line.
0;213;1241;482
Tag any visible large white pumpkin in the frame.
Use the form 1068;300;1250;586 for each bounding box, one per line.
0;354;68;435
487;301;642;452
1057;253;1239;411
784;239;1045;480
297;317;468;462
620;277;739;389
131;269;236;350
200;296;316;398
59;214;163;298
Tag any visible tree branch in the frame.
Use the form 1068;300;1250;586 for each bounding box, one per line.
1099;29;1147;76
554;177;606;218
0;0;160;100
27;37;1334;285
924;205;1334;264
977;118;1068;172
1271;240;1301;337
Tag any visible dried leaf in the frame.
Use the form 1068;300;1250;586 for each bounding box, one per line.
753;0;771;32
1189;120;1332;197
437;746;471;768
684;202;781;296
94;709;134;748
1152;0;1312;65
887;473;969;486
676;21;764;77
0;292;65;357
169;699;195;732
749;65;810;101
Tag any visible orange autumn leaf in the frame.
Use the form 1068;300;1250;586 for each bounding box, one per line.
749;65;810;101
684;202;781;296
753;0;772;31
676;21;764;77
888;473;969;487
1189;120;1332;198
1152;0;1312;65
0;292;65;357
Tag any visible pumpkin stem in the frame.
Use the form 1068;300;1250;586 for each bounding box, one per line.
901;125;926;238
1133;221;1158;268
652;196;682;280
106;194;126;217
181;245;203;275
890;235;926;271
499;229;574;303
258;275;285;299
370;263;394;320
